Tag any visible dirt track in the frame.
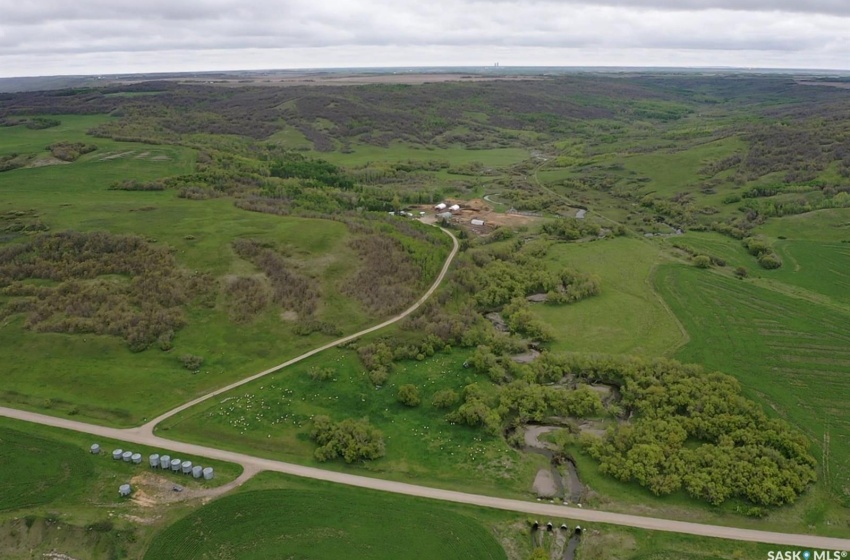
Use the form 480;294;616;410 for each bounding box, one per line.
1;226;849;551
1;406;848;550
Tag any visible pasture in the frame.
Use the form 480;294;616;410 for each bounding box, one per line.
0;117;419;425
160;344;544;497
531;237;686;357
655;264;850;510
770;240;850;307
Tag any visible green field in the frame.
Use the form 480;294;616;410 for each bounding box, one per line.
160;344;544;497
655;264;850;509
0;427;94;512
623;137;744;198
531;237;686;356
144;486;507;560
317;143;530;168
0;117;419;425
758;208;850;242
770;240;850;306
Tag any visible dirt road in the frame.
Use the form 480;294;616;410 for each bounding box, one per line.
1;405;848;550
138;226;459;435
2;225;849;551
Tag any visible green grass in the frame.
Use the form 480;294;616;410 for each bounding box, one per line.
531;237;686;356
0;416;242;559
0;427;94;512
661;231;755;272
758;208;850;242
623;136;745;198
0;117;380;426
770;240;850;306
144;486;507;560
655;264;850;510
160;343;544;497
316;142;529;168
0;115;114;156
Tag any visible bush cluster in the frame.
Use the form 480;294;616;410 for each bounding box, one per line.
309;416;385;463
0;231;212;351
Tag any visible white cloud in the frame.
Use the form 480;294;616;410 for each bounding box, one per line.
0;0;848;77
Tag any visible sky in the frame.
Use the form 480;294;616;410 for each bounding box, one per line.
1;0;849;77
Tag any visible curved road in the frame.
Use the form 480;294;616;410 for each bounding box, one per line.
138;226;459;435
1;406;848;551
1;226;849;551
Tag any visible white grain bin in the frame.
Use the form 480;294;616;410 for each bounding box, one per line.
131;453;142;465
181;460;192;474
119;484;131;497
91;444;100;455
449;204;461;212
149;454;160;468
122;451;133;462
170;459;181;472
160;455;171;469
434;203;447;210
192;466;203;478
112;449;123;460
203;467;214;480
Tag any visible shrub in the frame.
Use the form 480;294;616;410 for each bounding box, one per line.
310;416;385;463
431;389;459;409
308;367;335;382
179;354;204;371
693;255;712;269
758;253;782;269
734;266;749;279
397;384;421;407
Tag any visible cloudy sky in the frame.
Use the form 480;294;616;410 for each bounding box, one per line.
1;0;848;77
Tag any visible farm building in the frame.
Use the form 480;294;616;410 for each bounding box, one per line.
435;203;447;210
471;219;485;226
449;204;461;212
437;212;453;220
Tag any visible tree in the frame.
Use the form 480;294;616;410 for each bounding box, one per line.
431;389;459;409
734;266;748;279
310;416;385;463
397;384;421;407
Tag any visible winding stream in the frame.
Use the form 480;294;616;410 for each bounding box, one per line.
523;425;584;559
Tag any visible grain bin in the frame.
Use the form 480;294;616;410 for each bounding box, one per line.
149;454;160;468
131;453;142;465
119;484;132;497
170;459;181;472
90;444;100;455
203;467;214;480
112;449;123;460
160;455;171;469
122;451;133;462
192;466;203;478
181;460;192;474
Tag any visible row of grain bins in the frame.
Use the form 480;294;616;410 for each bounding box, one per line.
91;443;214;484
148;452;214;480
